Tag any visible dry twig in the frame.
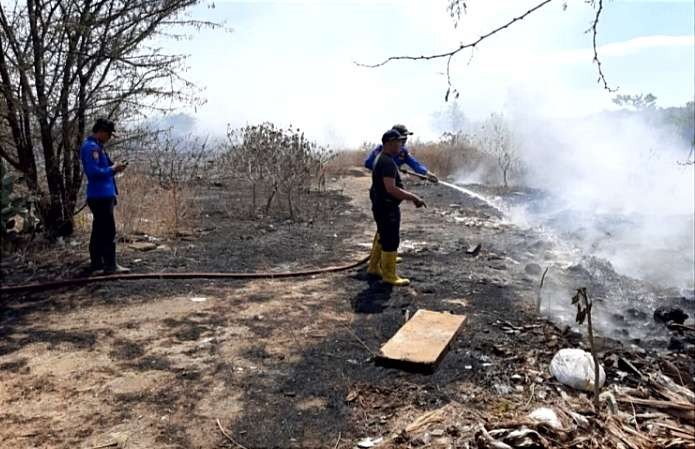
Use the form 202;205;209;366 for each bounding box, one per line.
340;324;378;357
216;418;249;449
536;265;549;312
89;443;118;449
525;383;536;408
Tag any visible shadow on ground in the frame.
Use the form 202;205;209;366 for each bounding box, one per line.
220;253;528;448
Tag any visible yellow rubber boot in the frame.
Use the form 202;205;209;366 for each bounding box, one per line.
381;251;410;286
367;233;382;277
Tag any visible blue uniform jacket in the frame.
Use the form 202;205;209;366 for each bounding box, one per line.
80;136;117;199
364;144;428;175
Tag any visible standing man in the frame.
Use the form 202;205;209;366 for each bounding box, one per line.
80;118;130;274
368;129;426;286
365;124;436;276
364;124;439;183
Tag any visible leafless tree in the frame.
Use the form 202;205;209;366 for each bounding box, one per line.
359;0;615;100
224;123;334;219
476;113;519;189
0;0;216;235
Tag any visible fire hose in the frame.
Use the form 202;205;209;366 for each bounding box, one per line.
2;170;438;295
1;255;371;295
400;169;431;180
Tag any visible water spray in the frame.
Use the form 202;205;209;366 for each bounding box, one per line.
401;169;505;215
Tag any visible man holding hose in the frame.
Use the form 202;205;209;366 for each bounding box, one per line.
367;129;426;286
364;124;439;183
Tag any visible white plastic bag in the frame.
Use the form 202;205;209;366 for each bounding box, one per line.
549;348;605;392
528;407;563;430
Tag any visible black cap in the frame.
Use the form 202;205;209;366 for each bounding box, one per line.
382;129;408;144
92;118;116;135
392;124;413;135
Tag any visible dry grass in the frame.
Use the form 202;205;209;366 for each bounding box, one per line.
74;169;197;238
327;141;497;182
324;150;367;176
409;139;497;181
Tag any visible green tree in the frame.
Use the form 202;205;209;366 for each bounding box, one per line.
612;93;657;111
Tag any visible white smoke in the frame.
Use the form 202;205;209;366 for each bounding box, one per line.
454;100;693;292
511;107;694;290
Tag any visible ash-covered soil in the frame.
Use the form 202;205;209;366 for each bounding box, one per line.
1;173;692;449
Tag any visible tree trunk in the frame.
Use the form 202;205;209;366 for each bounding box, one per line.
287;190;294;219
1;0;210;237
265;184;277;215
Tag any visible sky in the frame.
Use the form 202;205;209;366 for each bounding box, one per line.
162;0;695;146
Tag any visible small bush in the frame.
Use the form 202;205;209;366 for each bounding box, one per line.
222;123;334;219
74;130;205;238
74;169;198;238
0;159;40;241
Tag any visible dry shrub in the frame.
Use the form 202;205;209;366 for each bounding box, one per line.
74;169;197;238
326;137;498;183
222;123;334;219
408;143;463;178
407;133;484;179
324;149;368;175
326;133;497;182
116;169;197;237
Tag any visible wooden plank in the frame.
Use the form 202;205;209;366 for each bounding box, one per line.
376;310;466;373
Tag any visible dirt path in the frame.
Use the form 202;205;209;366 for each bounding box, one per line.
1;173;692;449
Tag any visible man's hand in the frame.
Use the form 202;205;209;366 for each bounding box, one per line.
112;162;128;173
426;172;439;183
412;196;427;208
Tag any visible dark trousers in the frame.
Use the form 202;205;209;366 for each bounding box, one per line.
87;197;116;269
372;205;401;252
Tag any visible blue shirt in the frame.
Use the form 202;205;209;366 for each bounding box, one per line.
80;136;117;199
364;144;428;175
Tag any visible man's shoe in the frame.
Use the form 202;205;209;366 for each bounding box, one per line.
367;233;383;278
103;264;131;275
79;265;103;277
380;251;410;286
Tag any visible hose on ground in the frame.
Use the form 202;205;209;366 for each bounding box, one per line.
1;254;370;295
4;170;437;295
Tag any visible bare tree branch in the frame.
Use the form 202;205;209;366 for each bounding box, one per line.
589;0;616;92
358;0;618;98
355;0;555;69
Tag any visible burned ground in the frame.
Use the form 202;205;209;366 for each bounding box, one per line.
1;173;693;448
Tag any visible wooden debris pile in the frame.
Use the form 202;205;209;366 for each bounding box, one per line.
475;371;695;449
